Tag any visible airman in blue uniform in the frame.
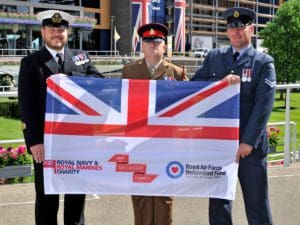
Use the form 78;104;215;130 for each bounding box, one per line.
191;7;276;225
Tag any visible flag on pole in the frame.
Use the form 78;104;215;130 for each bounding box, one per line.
44;75;240;200
174;0;186;52
114;26;120;42
131;0;152;52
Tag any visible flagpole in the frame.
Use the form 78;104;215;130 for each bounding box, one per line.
110;16;115;56
114;27;116;58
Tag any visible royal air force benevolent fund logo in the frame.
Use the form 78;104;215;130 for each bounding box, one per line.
166;161;227;179
166;161;184;179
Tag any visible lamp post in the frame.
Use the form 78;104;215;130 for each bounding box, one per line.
110;16;115;56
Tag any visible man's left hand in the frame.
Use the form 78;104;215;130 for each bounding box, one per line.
236;143;253;163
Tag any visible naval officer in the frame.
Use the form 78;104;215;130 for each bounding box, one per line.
18;10;102;225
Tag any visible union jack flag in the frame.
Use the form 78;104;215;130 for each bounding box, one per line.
174;0;186;52
132;0;152;52
44;75;240;199
44;76;239;139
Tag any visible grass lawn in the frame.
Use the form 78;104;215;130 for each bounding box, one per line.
0;116;23;141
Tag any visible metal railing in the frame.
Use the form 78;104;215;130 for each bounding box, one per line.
267;121;297;163
0;139;24;145
276;83;300;166
87;50;120;57
0;48;121;58
0;85;14;92
0;48;37;57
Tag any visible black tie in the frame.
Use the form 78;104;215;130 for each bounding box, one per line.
233;52;240;63
56;52;64;73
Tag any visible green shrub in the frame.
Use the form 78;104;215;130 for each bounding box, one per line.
0;101;20;118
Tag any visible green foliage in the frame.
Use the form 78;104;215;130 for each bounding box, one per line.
0;101;20;118
0;74;14;87
259;0;300;83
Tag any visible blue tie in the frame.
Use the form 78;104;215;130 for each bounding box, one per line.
233;52;240;62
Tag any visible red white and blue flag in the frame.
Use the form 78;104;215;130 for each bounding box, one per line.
44;75;240;199
174;0;186;52
132;0;152;52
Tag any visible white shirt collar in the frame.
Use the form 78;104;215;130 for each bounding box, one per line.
45;45;64;61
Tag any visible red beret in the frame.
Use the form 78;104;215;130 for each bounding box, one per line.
138;23;169;41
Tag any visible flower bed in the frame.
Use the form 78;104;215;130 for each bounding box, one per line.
0;145;31;168
0;145;32;182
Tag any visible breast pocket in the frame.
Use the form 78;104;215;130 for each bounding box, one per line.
208;69;226;81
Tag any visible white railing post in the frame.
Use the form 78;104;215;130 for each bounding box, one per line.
284;87;291;166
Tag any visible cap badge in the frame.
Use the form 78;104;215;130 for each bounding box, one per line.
233;10;240;18
52;13;62;24
149;28;155;35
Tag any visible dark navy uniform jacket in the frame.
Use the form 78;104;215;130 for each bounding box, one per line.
191;46;276;155
18;47;102;152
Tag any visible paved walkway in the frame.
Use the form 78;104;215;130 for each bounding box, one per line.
1;163;300;225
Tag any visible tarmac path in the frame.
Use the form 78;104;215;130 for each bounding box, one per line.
1;163;300;225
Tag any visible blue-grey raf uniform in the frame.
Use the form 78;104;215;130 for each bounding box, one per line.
191;7;276;225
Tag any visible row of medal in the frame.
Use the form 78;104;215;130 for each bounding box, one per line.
71;53;90;66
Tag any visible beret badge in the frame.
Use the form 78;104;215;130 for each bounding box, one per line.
52;13;62;24
149;28;155;35
233;10;240;18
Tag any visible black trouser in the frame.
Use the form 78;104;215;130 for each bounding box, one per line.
34;162;86;225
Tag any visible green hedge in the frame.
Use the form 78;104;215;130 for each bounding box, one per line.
0;101;20;118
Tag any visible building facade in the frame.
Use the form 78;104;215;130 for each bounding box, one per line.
0;0;110;55
112;0;284;55
186;0;284;50
0;0;286;56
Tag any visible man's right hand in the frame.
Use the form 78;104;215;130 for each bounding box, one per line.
30;144;45;163
222;74;240;85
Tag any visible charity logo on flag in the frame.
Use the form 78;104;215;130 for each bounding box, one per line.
44;75;240;200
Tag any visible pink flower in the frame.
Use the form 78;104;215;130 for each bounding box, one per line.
10;151;18;160
17;145;26;154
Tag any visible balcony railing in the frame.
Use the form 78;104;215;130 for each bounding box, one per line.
0;12;96;28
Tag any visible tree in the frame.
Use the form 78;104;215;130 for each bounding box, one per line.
259;0;300;83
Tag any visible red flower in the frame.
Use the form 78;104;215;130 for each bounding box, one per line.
267;126;280;147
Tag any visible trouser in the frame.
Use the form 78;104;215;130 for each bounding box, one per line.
132;195;173;225
209;154;273;225
34;162;86;225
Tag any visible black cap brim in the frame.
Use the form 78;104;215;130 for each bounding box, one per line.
42;18;69;28
143;37;165;43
